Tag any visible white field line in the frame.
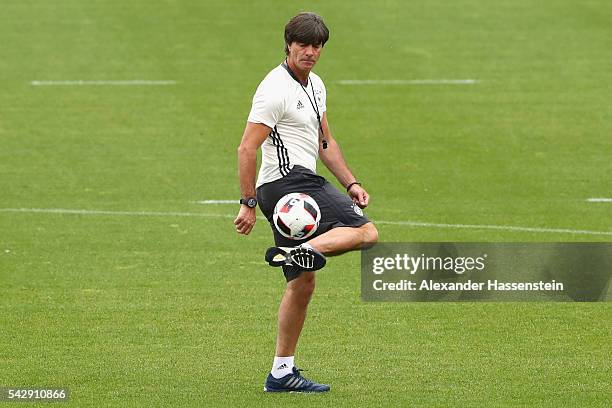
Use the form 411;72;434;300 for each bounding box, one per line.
374;220;612;236
30;80;177;86
0;208;235;219
196;200;238;204
587;198;612;202
335;79;479;85
2;207;612;237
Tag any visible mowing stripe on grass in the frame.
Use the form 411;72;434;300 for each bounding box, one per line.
2;208;611;237
30;80;177;86
335;79;479;85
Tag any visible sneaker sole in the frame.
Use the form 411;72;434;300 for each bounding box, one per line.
263;386;330;393
265;247;292;267
265;247;326;271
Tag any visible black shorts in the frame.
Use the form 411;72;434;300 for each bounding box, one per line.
256;165;370;281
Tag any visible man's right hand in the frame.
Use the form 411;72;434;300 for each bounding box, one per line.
235;122;271;236
234;205;257;235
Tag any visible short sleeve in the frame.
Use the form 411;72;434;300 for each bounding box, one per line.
318;80;327;113
312;75;326;114
247;81;286;129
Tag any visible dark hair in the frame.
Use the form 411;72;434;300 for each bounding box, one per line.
284;12;329;55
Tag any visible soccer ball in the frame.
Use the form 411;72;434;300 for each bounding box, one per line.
273;193;321;240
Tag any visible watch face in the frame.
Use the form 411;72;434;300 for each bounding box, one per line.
247;198;257;208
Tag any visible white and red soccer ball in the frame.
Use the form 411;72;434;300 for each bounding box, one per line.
273;193;321;240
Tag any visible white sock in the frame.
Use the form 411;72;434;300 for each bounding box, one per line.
271;356;294;379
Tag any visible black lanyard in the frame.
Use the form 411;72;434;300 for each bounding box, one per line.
281;60;328;149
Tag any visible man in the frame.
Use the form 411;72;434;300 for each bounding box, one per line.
234;12;378;393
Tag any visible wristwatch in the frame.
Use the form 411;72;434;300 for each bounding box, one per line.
240;197;258;208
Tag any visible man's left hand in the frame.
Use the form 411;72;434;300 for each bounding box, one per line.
348;185;369;208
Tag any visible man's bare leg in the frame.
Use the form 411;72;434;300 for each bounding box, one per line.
307;222;378;256
274;223;377;356
267;224;376;390
275;271;315;357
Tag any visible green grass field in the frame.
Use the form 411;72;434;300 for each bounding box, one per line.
1;0;611;406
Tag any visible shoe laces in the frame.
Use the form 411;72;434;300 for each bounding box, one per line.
293;368;313;384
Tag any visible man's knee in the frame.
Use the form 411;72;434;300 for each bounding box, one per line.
287;272;316;301
300;272;316;297
360;222;378;248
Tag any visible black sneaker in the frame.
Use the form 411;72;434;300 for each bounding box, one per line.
265;246;326;271
264;367;330;393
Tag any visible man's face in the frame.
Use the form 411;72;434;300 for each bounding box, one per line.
287;41;323;71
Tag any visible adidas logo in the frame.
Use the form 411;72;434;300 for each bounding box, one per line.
352;203;364;216
277;363;288;370
296;100;304;110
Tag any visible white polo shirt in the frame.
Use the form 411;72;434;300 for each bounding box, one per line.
248;64;327;187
